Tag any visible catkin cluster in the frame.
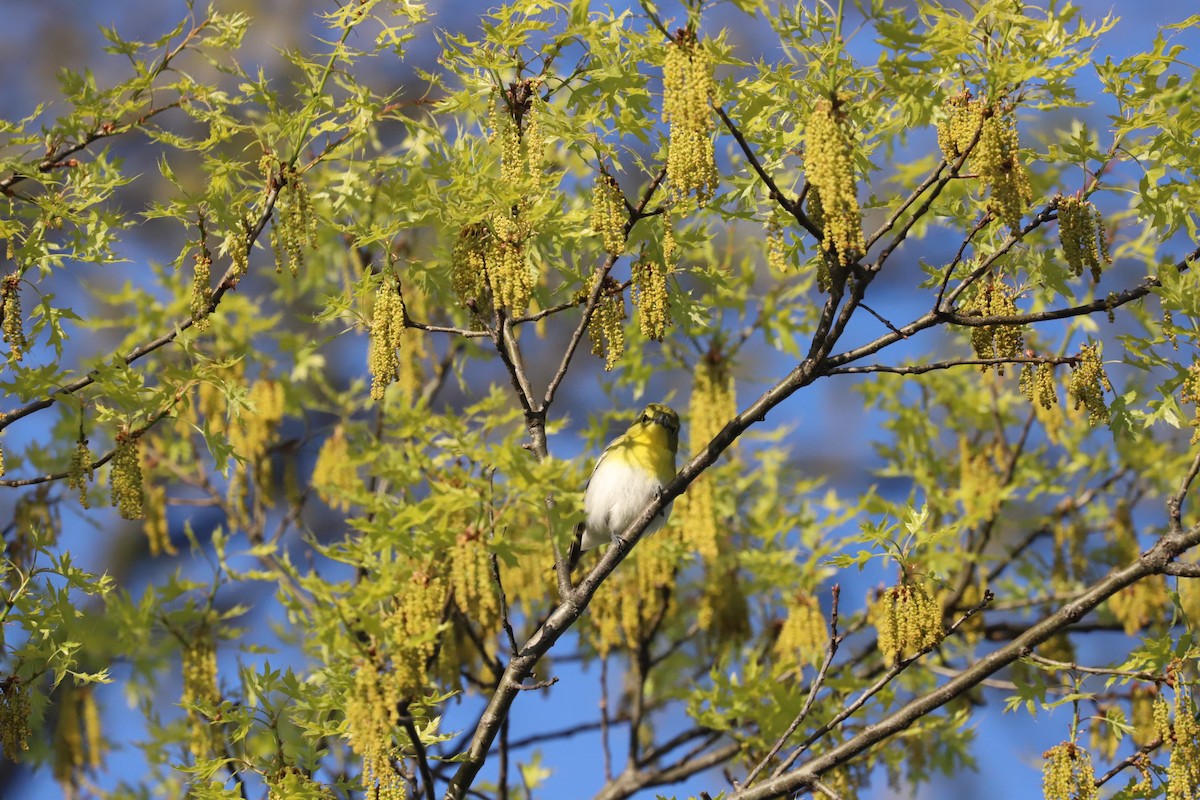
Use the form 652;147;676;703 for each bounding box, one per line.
449;214;535;315
697;558;750;642
110;432;145;520
632;257;671;341
1056;195;1110;282
2;273;25;362
230;380;285;466
369;274;405;402
967;280;1024;373
269;164;318;278
870;579;943;665
589;276;627;371
1168;684;1200;800
1127;687;1165;746
1066;343;1111;427
451;83;545;314
312;425;358;511
143;482;175;556
958;435;1001;521
804;97;865;267
53;685;102;787
182;630;221;759
451;222;490;309
0;678;31;761
450;528;499;631
1181;362;1200;444
67;439;94;508
773;591;828;671
591;171;626;256
765;207;787;272
490;210;534;312
1107;501;1168;635
384;571;446;697
936;91;986;164
678;356;735;564
590;532;678;657
1020;362;1060;409
974;106;1033;230
345;659;406;800
191;242;213;329
662;31;718;207
1041;742;1098;800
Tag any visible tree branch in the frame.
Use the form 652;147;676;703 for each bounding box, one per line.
727;521;1200;799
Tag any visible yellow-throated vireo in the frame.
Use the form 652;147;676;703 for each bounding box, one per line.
579;403;680;553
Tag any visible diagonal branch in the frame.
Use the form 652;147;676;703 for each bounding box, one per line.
726;519;1200;800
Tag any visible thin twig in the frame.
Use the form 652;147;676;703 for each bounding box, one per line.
399;707;437;800
743;585;841;787
490;552;519;657
823;354;1076;377
1168;446;1200;533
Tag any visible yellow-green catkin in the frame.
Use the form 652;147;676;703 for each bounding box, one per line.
228;224;250;280
345;659;406;800
451;222;490;309
974;104;1033;231
1020;362;1060;409
489;209;534;313
369;274;405;402
1168;685;1200;800
2;273;26;362
191;242;213;329
143;482;175;556
937;91;986;164
967;279;1024;373
383;570;446;696
230;380;285;467
632;257;670;341
679;355;735;563
592;171;626;256
67;439;94;508
765;206;787;272
1180;361;1200;444
53;685;103;788
870;579;944;665
804;96;865;267
110;432;145;520
450;527;499;631
1041;742;1098;800
1130;686;1162;747
0;677;31;761
272;166;318;278
1057;195;1110;282
773;591;828;671
1107;501;1168;635
662;30;718;207
589;276;626;371
589;529;677;656
958;435;1001;522
312;425;358;511
1164;307;1178;350
697;554;750;643
182;630;221;760
1067;343;1111;427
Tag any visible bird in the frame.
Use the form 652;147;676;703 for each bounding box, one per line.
575;403;680;558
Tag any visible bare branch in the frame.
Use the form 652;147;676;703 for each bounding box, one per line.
824;354;1075;377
